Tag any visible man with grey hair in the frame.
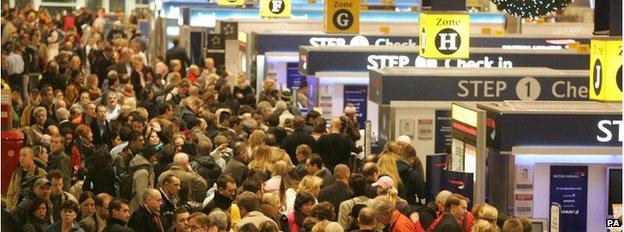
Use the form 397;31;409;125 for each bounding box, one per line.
419;190;453;229
56;107;76;132
275;100;294;127
372;198;416;231
208;210;230;232
157;152;207;201
128;188;165;232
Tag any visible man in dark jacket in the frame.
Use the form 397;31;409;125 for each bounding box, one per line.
430;194;468;232
48;135;72;191
202;175;236;213
80;193;113;232
158;175;180;229
305;155;334;188
165;38;189;77
317;117;354;172
420;190;452;230
91;105;113;146
128;188;166;232
396;158;426;206
104;198;135;232
280;116;317;165
318;164;351;216
89;45;115;87
222;142;249;186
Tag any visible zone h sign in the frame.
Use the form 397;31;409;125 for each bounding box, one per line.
420;11;470;59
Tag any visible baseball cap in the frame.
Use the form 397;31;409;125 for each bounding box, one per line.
397;135;411;144
34;178;51;188
371;176;395;189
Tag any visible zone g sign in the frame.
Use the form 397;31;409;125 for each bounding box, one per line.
420;11;470;59
590;38;622;102
324;0;359;34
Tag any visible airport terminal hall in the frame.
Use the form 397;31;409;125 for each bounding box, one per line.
0;0;622;231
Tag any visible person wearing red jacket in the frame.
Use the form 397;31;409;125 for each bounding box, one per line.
372;198;421;232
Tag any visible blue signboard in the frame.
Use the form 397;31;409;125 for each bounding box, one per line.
287;62;305;90
435;110;452;154
442;170;474;209
343;85;368;129
426;154;447;204
549;165;588;232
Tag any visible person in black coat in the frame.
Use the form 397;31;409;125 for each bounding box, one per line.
317;117;354;172
127;189;166;232
280;116;317;165
165;38;189;77
202;175;236;213
317;164;351;216
103;198;135;232
91;105;113;146
83;146;117;196
431;194;468;232
89;45;115;87
158;175;180;230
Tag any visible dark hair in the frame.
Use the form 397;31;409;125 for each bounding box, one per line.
307;155;323;169
93;145;113;166
108;198;130;216
242;178;261;194
78;191;95;205
162;174;178;186
349;174;368;197
48;169;63;181
294;192;315;212
267;114;279;127
60;201;80;214
305;110;320;122
174;207;190;220
292;116;305;130
239;223;259;232
141;145;158;160
236;191;259;212
312;202;335;221
312;117;327;133
216;174;235;189
27;197;48;214
263;133;277;146
172;38;180;47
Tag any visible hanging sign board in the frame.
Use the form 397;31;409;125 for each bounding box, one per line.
589;38;622;102
324;0;359;33
260;0;291;18
420;11;470;59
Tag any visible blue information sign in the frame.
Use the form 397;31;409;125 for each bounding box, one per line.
343;85;368;129
549;165;588;232
286;62;305;90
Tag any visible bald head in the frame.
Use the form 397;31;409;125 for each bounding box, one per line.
142;188;161;202
334;164;350;182
173;153;189;166
358;207;377;228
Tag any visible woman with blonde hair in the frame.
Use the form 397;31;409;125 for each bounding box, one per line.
381;141;401;156
297;175;323;198
265;161;299;213
259;78;279;105
476;204;499;225
247;129;266;153
377;154;403;187
249;145;273;173
472;219;501;232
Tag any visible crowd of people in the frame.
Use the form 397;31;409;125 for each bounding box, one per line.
2;3;536;232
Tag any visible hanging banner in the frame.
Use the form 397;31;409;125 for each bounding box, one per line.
218;0;244;6
260;0;291;18
324;0;359;33
426;154;447;204
420;11;470;59
220;22;238;40
286;62;305;90
435;110;452;153
590;38;622;101
343;85;367;128
206;33;226;68
549;166;588;232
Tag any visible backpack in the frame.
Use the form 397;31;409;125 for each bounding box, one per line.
118;164;150;200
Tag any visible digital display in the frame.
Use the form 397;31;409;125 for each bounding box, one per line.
464;143;476;174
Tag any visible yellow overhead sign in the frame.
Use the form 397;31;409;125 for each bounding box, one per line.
589;38;622;102
218;0;244;6
260;0;291;17
324;0;359;33
419;11;470;59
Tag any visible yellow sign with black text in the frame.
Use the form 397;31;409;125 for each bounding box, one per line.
324;0;359;33
419;11;470;59
589;38;622;102
260;0;291;17
218;0;244;6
